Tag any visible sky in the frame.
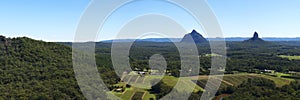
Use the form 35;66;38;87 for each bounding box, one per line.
0;0;300;42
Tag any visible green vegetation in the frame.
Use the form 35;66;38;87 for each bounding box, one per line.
2;35;300;99
120;89;135;99
112;73;294;100
112;75;203;100
112;86;155;100
279;55;300;60
258;74;293;87
193;74;292;92
205;53;222;57
131;92;145;100
219;78;300;100
264;72;291;77
0;36;85;99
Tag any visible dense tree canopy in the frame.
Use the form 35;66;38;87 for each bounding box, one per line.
0;36;84;99
221;78;300;100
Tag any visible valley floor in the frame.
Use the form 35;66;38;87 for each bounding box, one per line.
109;73;294;100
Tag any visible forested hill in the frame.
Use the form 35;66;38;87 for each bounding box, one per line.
0;36;84;99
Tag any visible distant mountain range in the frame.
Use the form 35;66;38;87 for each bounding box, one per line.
101;30;300;43
101;37;300;43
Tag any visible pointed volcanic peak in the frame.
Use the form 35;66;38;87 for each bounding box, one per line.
244;31;265;42
181;29;208;43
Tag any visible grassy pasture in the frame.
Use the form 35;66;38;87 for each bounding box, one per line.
193;74;293;89
205;53;222;57
131;92;145;100
254;74;293;87
114;75;204;100
113;73;294;100
279;55;300;60
223;74;293;87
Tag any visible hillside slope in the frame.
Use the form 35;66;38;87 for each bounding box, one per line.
0;36;84;99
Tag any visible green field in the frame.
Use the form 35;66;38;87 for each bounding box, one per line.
226;74;292;87
112;87;156;100
264;72;291;77
205;53;222;57
192;74;293;88
112;73;294;100
254;74;294;87
192;74;255;90
279;55;300;60
114;75;204;100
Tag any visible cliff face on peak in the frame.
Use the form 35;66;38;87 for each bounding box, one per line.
181;30;208;43
244;32;265;42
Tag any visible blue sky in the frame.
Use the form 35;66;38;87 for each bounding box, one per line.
0;0;300;41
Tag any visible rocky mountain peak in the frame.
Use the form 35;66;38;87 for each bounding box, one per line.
253;32;259;39
181;30;208;43
245;31;264;42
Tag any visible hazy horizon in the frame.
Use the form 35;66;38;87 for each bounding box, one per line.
2;34;300;43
